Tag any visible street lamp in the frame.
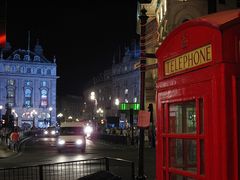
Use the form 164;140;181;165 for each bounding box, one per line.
68;116;73;122
90;91;98;120
0;105;3;127
96;108;104;117
57;113;64;124
49;107;53;126
31;109;38;128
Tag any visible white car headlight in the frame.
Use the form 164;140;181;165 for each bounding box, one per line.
44;131;48;135
76;139;83;145
84;126;93;134
51;130;56;135
58;139;65;145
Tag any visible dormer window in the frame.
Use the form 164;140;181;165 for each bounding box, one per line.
33;55;41;62
13;54;21;60
24;55;31;61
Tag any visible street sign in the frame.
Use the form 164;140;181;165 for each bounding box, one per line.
137;110;150;128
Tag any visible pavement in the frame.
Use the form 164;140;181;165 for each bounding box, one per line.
0;143;17;159
0;137;31;159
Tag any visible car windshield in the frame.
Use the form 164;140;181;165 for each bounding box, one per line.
60;127;84;135
47;127;56;131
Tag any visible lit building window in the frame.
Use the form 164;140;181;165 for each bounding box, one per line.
40;89;48;107
24;88;32;108
6;79;16;107
27;68;31;73
47;69;51;75
41;81;47;87
5;65;11;72
37;68;42;74
134;97;137;103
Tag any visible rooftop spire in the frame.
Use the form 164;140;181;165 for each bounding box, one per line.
27;31;30;54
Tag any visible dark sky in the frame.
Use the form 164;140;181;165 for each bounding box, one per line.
5;0;138;96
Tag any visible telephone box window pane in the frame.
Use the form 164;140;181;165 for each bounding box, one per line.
163;104;166;133
169;101;196;133
169;174;196;180
199;99;204;134
200;140;205;175
169;139;197;172
163;138;166;166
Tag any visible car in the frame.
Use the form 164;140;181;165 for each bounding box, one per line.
57;122;87;153
43;126;58;137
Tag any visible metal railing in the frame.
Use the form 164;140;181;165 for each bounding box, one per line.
0;157;135;180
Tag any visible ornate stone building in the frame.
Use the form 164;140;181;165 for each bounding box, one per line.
0;42;58;128
84;40;140;128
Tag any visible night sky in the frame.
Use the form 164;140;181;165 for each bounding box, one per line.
5;0;138;96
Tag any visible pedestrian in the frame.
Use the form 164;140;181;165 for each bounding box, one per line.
10;128;20;151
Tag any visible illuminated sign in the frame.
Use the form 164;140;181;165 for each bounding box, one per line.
119;103;140;111
164;44;212;76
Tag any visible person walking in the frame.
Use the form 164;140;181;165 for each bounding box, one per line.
10;128;20;151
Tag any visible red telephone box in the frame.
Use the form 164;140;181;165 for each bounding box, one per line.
156;9;240;180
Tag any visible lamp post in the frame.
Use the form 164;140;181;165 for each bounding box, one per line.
49;107;53;126
31;110;37;128
57;113;63;124
96;107;104;119
90;91;98;120
68;116;73;122
136;6;148;180
0;105;3;127
114;98;120;116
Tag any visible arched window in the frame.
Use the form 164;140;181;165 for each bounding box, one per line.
37;68;42;74
6;79;16;107
47;69;51;75
24;88;32;108
40;89;48;107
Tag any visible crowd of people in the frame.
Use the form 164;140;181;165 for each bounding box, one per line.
0;127;21;151
102;126;156;147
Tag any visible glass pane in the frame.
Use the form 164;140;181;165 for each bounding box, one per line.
169;139;197;172
163;138;166;166
163;104;166;133
169;174;196;180
200;140;205;175
169;101;196;133
199;99;204;134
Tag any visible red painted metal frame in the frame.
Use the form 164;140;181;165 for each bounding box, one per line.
156;9;240;180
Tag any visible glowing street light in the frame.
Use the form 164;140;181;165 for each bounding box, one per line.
115;98;120;106
49;107;53;126
31;109;38;128
0;105;3;126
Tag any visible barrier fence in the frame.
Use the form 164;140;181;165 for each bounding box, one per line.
0;157;135;180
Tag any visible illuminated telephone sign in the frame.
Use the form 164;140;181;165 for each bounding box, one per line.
164;44;212;76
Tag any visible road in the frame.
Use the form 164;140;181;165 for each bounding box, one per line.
0;136;156;179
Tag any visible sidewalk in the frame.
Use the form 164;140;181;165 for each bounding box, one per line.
0;142;17;159
0;136;31;159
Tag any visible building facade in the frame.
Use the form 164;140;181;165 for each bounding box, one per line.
84;40;140;128
0;42;58;129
